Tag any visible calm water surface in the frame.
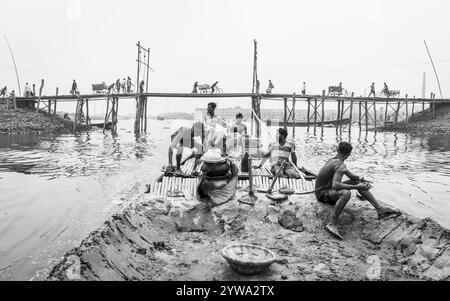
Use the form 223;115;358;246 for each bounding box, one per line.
0;119;449;280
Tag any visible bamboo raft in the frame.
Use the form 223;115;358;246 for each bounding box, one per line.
147;176;316;197
147;157;317;197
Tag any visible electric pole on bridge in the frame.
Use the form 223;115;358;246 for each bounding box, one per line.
135;41;154;134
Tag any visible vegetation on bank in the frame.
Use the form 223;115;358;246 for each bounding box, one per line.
382;105;450;136
0;107;74;135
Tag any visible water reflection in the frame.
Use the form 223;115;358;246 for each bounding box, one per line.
0;126;157;180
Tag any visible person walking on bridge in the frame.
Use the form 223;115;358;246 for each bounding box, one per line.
192;82;199;94
24;83;32;97
139;80;145;94
302;82;307;95
0;86;7;97
266;80;275;94
368;82;376;98
126;77;133;93
121;78;126;94
211;82;219;94
71;80;78;96
116;78;121;94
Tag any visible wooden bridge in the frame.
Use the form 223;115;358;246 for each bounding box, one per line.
6;90;450;136
4;40;449;136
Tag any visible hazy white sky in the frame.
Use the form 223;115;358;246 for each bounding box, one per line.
1;0;449;115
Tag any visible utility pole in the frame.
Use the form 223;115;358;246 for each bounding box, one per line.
135;42;153;134
251;39;261;138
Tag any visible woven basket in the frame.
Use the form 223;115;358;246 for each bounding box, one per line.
222;244;277;275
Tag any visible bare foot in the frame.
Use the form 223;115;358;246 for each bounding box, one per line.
326;223;344;240
378;207;402;220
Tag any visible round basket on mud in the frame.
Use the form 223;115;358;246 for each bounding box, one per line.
222;244;277;275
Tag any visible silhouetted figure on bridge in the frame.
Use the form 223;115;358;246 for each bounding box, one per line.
211;82;219;94
0;86;7;97
368;82;376;98
192;82;199;94
266;80;275;94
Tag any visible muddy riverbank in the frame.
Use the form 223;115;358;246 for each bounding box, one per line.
382;105;450;136
0;107;75;135
48;189;450;281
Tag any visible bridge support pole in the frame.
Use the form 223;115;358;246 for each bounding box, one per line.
358;101;362;130
104;96;119;134
283;98;288;129
373;102;377;132
135;95;147;135
292;94;296;136
306;98;311;132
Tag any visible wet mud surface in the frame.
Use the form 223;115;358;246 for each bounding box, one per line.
48;190;450;281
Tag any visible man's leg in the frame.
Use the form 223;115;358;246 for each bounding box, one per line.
175;146;184;172
326;189;352;239
344;180;399;217
271;164;283;177
283;165;301;179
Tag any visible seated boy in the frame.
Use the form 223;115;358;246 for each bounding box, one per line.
256;128;300;178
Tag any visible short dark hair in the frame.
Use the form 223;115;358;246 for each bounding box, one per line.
236;113;244;119
278;128;288;139
338;142;353;156
208;102;217;109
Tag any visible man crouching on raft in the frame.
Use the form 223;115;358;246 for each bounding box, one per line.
167;122;205;175
316;142;401;240
256;128;302;178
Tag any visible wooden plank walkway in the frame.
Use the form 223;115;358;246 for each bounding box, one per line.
12;92;450;104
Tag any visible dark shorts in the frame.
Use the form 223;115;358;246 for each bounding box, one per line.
315;190;338;206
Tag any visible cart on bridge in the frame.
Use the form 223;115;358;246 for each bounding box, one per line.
378;89;400;98
197;84;223;94
328;85;348;97
92;82;108;94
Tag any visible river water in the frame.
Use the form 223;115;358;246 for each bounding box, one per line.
0;119;449;280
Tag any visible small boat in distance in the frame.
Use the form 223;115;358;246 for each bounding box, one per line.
157;115;165;121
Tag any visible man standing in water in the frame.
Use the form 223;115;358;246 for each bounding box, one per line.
315;142;401;240
167;121;205;174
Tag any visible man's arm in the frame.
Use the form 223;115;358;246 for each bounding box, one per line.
344;170;362;182
332;170;361;190
332;162;370;190
291;152;298;167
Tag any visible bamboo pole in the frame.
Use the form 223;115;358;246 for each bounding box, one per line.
292;94;296;136
104;95;110;133
283;98;288;129
373;102;377;131
307;98;311;131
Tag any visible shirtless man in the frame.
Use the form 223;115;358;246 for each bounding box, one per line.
315;142;401;240
167;121;205;174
